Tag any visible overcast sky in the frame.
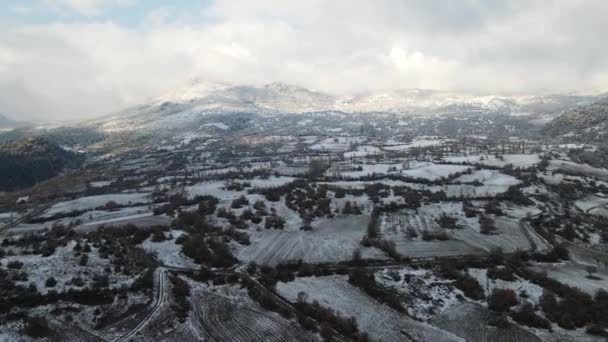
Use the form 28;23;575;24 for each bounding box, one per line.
1;0;608;121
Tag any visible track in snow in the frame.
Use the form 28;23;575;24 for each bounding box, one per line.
116;267;166;342
191;287;317;342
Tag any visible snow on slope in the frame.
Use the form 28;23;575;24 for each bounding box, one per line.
277;275;464;342
91;80;599;134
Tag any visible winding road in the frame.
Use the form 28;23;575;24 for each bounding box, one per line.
115;267;167;342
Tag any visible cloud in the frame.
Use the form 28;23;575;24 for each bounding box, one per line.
1;0;608;120
42;0;136;16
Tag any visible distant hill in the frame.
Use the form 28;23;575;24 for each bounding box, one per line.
0;114;20;128
0;137;84;191
543;97;608;142
90;80;599;137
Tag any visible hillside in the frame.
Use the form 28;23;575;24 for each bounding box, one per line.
88;81;598;137
544;97;608;142
0;114;22;128
0;137;84;191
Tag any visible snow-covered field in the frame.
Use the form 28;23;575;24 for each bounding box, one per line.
89;180;114;188
75;213;171;232
452;217;547;254
376;268;464;320
186;176;295;202
344;145;383;158
401;164;471;181
444;154;540;168
142;230;198;269
530;262;608;296
383;138;451;151
236;215;386;265
548;160;608;180
190;283;318;341
0;241;132;294
42;193;150;218
310;137;366;152
453;169;520;186
277;275;464;342
431;302;542;342
468;268;544;305
335;163;402;178
575;195;608;214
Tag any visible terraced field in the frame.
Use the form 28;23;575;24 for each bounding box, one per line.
452;217;542;253
277;275;464;342
191;286;318;342
237;215;385;265
431;303;542;342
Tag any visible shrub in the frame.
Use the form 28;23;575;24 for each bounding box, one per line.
45;277;57;287
510;303;551;330
488;289;518;312
487;266;515;281
437;213;458;229
479;215;497;235
454;274;485;300
231;195;249;209
23;317;51;338
7;260;23;269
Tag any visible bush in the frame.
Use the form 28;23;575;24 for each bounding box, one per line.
7;260;23;269
45;277;57;287
487;266;515;281
231;195;249;209
454;274;485;300
264;215;285;230
488;289;518;312
437;213;458;229
479;215;497;235
510;303;551;330
586;324;608;337
23;317;50;338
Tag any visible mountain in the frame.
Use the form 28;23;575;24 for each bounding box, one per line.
543;96;608;142
0;137;84;191
0;114;21;128
90;80;599;136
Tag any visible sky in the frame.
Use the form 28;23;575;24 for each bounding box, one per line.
1;0;608;121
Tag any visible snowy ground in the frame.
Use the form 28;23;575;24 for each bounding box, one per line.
344;145;383;158
452;217;547;254
375;268;464;320
75;214;171;232
141;230;198;269
322;178;519;199
42;193;151;218
431;302;542;342
529;262;608;296
276;275;464;342
310;137;366;152
186;176;295;202
444;154;540;168
400;163;471;181
453;169;520;187
575;195;608;213
189;282;318;341
468;268;544;305
236;215;386;266
548;160;608;180
383;138;452;151
0;240;132;294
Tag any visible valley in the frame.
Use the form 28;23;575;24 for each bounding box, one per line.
1;84;608;341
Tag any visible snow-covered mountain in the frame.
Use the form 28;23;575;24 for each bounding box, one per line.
155;80;597;115
0;114;25;129
90;80;600;134
544;96;608;142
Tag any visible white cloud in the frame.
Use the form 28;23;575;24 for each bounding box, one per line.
42;0;136;16
1;0;608;120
